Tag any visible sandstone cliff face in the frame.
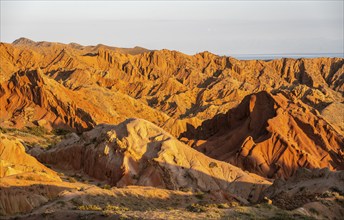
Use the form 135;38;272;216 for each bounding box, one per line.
182;91;344;179
0;68;169;132
0;39;343;188
0;69;96;131
37;118;271;203
1;40;343;137
0;39;343;218
0;133;60;180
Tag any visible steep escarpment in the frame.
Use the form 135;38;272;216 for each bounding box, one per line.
0;38;343;219
182;91;344;179
0;69;96;131
1;40;343;137
0;68;169;132
1;39;343;179
37;118;271;203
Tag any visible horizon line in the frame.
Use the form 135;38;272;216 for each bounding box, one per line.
2;38;343;58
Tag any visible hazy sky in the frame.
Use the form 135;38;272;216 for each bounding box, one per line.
1;0;343;55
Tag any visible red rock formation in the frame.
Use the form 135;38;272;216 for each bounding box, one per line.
37;118;271;203
182;91;344;179
0;133;60;180
0;38;343;181
1;40;343;137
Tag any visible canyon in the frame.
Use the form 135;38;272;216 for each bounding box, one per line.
0;38;343;219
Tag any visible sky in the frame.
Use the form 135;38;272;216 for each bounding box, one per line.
1;0;343;56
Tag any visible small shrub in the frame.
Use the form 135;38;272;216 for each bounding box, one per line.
186;203;207;213
321;191;334;198
26;176;34;181
195;192;204;200
299;186;306;192
180;187;193;192
101;210;114;217
102;184;111;190
67;177;77;183
217;203;230;209
78;187;85;191
52;128;71;136
0;127;8;133
229;201;240;207
309;208;319;215
57;201;66;206
209;162;218;168
132;175;139;180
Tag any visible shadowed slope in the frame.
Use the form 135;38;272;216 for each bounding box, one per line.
0;69;169;131
182;91;344;179
1;40;343;137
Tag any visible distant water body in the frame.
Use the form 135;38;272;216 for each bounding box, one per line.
231;53;344;60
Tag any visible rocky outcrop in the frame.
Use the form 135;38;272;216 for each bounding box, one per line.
0;69;96;131
0;133;60;180
1;40;343;136
182;91;344;179
0;68;169;132
0;133;67;216
263;168;344;210
0;38;343;218
0;183;68;216
37;118;271;203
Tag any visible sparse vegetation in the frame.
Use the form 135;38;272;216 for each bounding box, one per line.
77;205;102;211
101;210;113;217
194;192;204;200
16;175;23;179
105;204;129;212
321;190;340;198
24;126;49;137
52;128;71;136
